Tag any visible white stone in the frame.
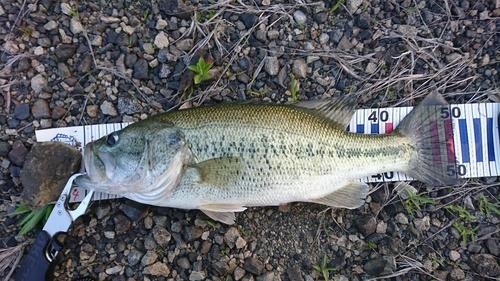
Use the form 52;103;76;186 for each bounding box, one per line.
43;20;58;31
319;33;329;45
91;35;103;46
395;213;409;224
376;221;387;233
154;32;169;49
450;250;461;261
347;0;363;13
481;53;490;66
60;3;73;16
105;265;122;275
261;0;270;5
100;16;120;23
365;62;377;74
35;64;45;73
189;271;205;281
121;23;135;35
70;17;84;34
149;58;159;68
306;56;320;64
34;46;44;56
235;237;247;249
267;30;280;40
413;216;430;231
293;10;307;25
143;43;155;55
101;101;118;116
292;59;307;78
156;19;168;30
31;74;47;94
59;29;72;43
264;56;280;76
397;25;418;37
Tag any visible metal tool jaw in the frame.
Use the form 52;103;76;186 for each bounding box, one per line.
14;173;94;281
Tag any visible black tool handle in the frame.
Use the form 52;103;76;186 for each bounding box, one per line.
14;230;51;281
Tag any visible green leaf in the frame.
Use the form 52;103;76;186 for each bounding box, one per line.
329;0;343;13
488;204;500;215
188;65;199;72
197;57;206;68
415;196;437;204
9;204;31;216
19;211;35;227
43;204;54;222
194;74;202;84
203;63;213;72
19;209;46;235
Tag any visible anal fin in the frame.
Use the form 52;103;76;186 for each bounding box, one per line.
309;182;369;209
199;204;247;225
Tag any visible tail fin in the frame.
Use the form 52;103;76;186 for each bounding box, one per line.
395;92;460;186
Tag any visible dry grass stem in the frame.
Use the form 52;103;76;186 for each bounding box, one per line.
0;240;30;281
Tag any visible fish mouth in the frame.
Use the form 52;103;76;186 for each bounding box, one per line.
78;142;115;187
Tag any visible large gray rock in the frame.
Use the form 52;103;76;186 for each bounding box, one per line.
158;0;193;20
19;141;81;211
469;254;500;277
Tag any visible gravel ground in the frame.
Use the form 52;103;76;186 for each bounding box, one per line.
1;0;500;280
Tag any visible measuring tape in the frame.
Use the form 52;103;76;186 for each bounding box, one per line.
35;102;500;203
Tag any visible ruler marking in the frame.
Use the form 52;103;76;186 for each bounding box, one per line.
444;119;455;164
487;118;495;161
487;103;498;176
473;118;483;163
429;120;441;165
473;104;486;177
357;124;364;133
478;103;490;176
466;105;478;177
452;105;465;177
458;119;470;163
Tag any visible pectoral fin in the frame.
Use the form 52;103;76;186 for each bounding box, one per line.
189;157;244;189
199;203;247;225
309;182;369;209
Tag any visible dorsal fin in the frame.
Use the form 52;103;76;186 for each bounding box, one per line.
292;96;357;128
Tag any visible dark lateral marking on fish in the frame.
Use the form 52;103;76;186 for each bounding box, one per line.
334;146;404;159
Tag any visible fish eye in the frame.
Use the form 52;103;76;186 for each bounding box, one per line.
106;133;119;147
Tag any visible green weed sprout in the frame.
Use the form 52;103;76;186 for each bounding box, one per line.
69;7;79;19
9;204;54;235
21;27;31;37
313;253;336;281
453;222;478;245
188;57;213;84
289;74;299;104
404;187;437;216
444;205;475;221
329;0;343;13
202;219;217;228
251;89;268;97
478;194;500;217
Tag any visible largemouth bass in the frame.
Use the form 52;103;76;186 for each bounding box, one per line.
76;93;458;224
